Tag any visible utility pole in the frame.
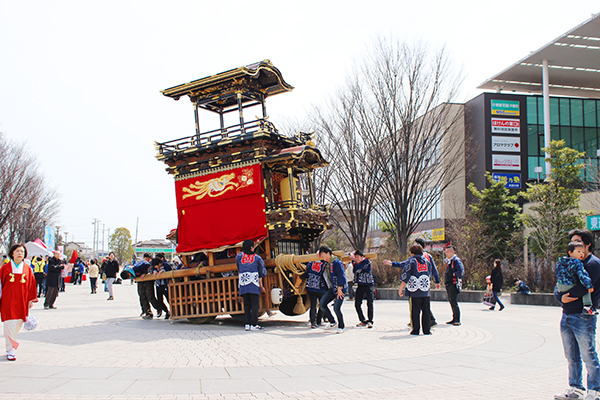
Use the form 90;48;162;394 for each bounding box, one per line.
92;218;97;255
135;217;139;245
96;220;101;256
102;223;105;255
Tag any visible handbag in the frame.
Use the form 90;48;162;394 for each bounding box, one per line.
483;290;496;307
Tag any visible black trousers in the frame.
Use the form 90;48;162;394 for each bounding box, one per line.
347;281;355;299
408;297;437;327
137;281;160;315
242;293;260;326
35;273;45;296
354;285;374;323
90;277;98;293
156;285;170;313
307;291;323;326
446;283;460;322
44;286;58;308
410;296;431;334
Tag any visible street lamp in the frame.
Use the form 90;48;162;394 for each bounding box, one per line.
64;232;69;249
534;166;543;184
41;217;49;243
20;203;31;243
55;226;61;251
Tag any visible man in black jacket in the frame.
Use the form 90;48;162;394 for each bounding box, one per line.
44;251;64;309
554;229;600;400
104;252;120;301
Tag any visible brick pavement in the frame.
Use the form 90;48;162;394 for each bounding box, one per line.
0;282;576;399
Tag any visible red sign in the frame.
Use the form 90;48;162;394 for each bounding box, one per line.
174;163;267;253
491;118;520;134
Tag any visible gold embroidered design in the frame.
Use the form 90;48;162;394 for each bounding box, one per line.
181;168;255;201
21;275;26;283
9;273;14;282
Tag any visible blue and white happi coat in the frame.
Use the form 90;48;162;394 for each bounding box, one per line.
236;252;267;295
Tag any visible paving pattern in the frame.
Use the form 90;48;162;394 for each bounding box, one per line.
0;282;577;399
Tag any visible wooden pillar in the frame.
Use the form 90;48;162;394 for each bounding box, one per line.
287;167;294;206
261;96;267;119
193;102;200;138
219;106;225;134
237;92;245;134
307;170;315;207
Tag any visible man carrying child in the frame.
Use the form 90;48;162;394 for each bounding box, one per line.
554;229;600;400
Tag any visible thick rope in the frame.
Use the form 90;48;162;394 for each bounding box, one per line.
274;254;308;314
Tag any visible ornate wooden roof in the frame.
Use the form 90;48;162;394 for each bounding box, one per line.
160;60;294;112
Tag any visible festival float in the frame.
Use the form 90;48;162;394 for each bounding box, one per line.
139;60;340;323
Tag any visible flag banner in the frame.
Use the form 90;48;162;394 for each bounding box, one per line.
174;162;267;253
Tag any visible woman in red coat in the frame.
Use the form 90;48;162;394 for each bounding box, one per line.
0;243;38;361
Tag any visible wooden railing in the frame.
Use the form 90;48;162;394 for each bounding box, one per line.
156;119;278;156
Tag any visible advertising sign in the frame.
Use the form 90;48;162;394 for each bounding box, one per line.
492;154;521;171
588;215;600;231
421;228;445;242
491;118;520;134
491;100;520;116
492;136;521;152
492;173;521;189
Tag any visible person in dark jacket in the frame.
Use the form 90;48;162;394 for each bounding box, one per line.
236;240;267;331
353;250;375;328
104;252;120;301
303;252;327;329
44;251;64;309
319;245;347;334
153;253;172;319
554;229;600;400
489;259;505;311
124;253;162;319
384;244;435;335
444;244;464;326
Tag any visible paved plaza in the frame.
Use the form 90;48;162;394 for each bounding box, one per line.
0;282;576;399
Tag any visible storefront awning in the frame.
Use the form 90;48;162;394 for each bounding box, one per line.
477;13;600;98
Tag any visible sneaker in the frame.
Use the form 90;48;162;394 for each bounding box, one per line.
489;306;495;310
165;312;170;320
583;306;599;316
499;305;505;311
157;310;163;318
367;322;373;329
356;322;367;328
245;324;251;331
585;389;600;400
445;320;455;325
336;328;344;334
310;325;318;329
451;321;461;326
323;323;337;330
49;306;57;309
141;314;153;320
555;386;586;399
250;325;265;331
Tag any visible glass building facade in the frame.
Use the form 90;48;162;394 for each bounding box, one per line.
526;96;600;181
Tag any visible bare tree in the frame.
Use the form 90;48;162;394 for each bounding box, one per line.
0;132;60;248
309;78;382;252
359;38;465;254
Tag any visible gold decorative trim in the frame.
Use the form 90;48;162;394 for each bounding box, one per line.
174;160;260;181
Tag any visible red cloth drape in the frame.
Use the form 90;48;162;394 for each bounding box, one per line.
174;163;267;253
